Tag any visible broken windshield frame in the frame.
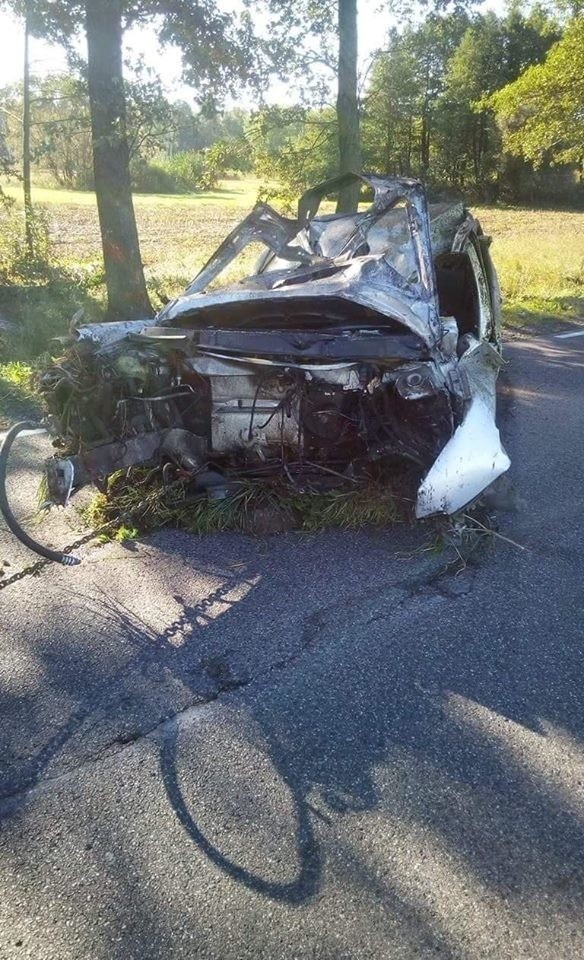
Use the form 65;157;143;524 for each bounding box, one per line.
180;174;440;317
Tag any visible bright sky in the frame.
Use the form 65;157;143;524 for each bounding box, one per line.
0;0;506;108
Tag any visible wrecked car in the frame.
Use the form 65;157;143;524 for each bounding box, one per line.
0;173;510;564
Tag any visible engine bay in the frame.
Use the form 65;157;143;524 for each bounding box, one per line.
40;318;457;503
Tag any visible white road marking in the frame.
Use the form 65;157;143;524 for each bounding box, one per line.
555;329;584;339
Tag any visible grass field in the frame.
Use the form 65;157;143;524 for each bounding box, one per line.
474;205;584;328
1;177;583;368
2;178;260;279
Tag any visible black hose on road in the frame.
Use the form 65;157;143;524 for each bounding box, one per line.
0;421;80;566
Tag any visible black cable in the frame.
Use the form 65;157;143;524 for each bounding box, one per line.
247;375;266;441
248;370;284;441
0;422;81;566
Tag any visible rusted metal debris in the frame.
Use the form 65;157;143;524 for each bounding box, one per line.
39;173;510;520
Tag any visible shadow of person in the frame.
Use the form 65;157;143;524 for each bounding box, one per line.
160;717;322;905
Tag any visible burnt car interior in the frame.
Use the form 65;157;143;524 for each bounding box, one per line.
435;254;481;339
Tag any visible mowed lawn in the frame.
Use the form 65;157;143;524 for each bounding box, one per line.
3;177;584;330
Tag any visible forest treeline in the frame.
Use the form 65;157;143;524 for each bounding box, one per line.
1;4;582;205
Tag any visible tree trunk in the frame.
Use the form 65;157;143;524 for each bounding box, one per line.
85;0;152;321
420;96;431;179
22;5;33;259
336;0;361;213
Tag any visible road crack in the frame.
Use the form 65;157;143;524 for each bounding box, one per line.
0;555;481;817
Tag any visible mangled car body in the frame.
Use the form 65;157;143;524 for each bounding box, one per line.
38;173;510;527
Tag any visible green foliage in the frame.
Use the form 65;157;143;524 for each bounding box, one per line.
152;140;249;194
473;205;584;329
125;61;180;163
130;141;248;194
0;360;38;427
148;151;214;192
1;69;250;193
18;74;93;189
0;261;107;364
489;17;584;169
434;7;561;193
113;524;140;543
243;0;337;108
361;7;563;200
4;0;575;211
287;485;400;531
134;136;249;195
130;157;186;194
250;106;339;210
205;139;249;177
1;0;262;106
0;202;51;282
0;360;34;393
362;14;471;179
163;104;250;159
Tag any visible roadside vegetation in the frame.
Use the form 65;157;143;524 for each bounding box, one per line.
0;359;41;428
85;468;403;541
474;206;584;329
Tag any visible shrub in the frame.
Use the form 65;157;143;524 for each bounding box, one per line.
160;151;212;191
0;203;52;284
130;147;236;195
130;158;179;194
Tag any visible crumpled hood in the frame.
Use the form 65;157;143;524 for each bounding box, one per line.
157;254;440;348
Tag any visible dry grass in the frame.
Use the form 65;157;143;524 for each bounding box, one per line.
0;178;264;365
475;206;584;327
2;177;261;298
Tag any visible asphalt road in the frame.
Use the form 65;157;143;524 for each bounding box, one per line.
0;330;583;960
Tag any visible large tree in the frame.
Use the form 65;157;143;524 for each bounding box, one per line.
336;0;361;211
435;7;558;192
362;13;469;179
361;5;559;197
85;0;149;319
1;0;256;319
254;0;362;211
490;16;584;173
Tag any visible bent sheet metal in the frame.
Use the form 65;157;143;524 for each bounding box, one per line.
39;173;510;521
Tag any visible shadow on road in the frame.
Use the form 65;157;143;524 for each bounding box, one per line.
1;332;584;954
2;520;581;937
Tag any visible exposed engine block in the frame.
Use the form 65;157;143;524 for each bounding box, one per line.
207;370;300;454
40;328;456;505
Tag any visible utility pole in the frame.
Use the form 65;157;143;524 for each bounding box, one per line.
23;1;34;258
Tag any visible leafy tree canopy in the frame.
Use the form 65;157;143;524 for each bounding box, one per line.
489;16;584;168
0;0;259;106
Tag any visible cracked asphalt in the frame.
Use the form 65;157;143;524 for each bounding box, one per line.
0;330;583;959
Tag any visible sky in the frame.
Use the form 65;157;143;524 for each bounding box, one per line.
0;0;506;109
